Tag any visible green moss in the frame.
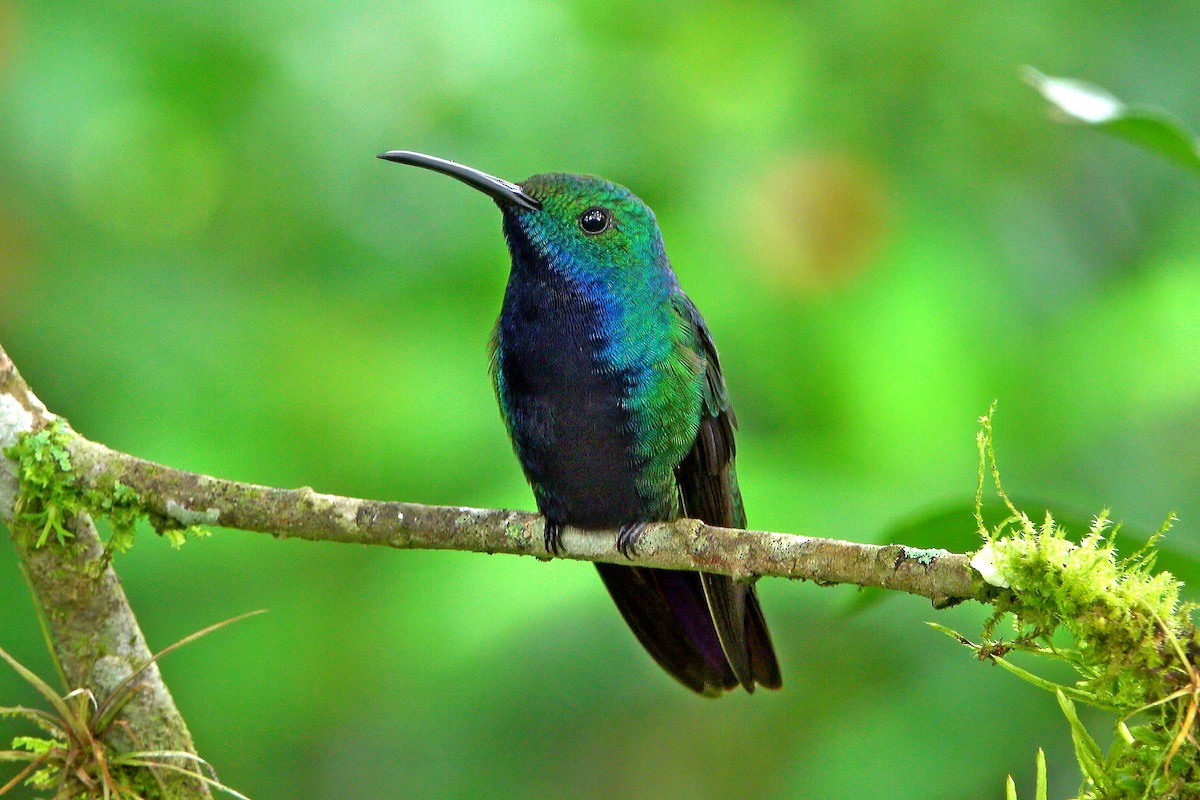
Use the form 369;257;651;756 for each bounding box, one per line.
956;407;1200;799
5;422;81;547
3;419;207;554
161;524;211;550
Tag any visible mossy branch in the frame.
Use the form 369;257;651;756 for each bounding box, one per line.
0;353;988;609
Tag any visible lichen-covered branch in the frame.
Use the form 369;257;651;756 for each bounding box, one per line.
0;350;988;609
0;348;211;798
82;433;991;606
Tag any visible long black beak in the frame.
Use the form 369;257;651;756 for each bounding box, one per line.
378;150;541;211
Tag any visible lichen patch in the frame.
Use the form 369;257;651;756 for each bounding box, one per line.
165;499;220;527
0;392;35;518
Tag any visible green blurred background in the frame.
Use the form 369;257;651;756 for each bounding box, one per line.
2;2;1199;798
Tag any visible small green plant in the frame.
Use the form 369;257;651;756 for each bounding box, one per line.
4;419;208;554
0;611;263;799
6;420;144;553
939;406;1198;798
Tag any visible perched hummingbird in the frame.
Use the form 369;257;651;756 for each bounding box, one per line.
380;151;781;696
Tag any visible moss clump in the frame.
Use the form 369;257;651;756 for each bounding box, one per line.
955;407;1200;799
4;420;141;552
3;419;206;554
979;509;1185;712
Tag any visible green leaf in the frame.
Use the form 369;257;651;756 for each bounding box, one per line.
0;705;61;735
926;621;972;646
1056;689;1112;794
8;737;54;756
1002;754;1047;800
0;646;81;734
994;656;1112;709
1024;67;1200;175
1036;748;1047;800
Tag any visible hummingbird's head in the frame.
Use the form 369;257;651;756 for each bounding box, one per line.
379;151;670;289
505;173;668;284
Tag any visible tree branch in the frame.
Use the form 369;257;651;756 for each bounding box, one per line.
1;348;211;798
1;343;988;611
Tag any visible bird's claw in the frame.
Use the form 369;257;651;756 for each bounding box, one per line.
616;523;647;559
544;521;565;556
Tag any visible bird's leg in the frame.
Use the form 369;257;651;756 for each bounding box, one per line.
544;520;565;556
616;522;648;559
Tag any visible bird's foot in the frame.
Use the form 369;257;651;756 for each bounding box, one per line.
616;523;647;559
544;520;565;556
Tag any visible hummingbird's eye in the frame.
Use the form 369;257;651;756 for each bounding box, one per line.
578;207;611;235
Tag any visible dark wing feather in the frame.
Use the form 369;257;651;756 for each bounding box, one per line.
673;295;782;692
594;562;738;696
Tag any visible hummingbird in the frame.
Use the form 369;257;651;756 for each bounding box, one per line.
379;150;781;696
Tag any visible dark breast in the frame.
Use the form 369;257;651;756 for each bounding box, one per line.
495;269;647;529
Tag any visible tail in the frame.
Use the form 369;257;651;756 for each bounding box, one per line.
595;563;781;696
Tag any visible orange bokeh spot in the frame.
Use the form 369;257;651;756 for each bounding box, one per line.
748;152;891;294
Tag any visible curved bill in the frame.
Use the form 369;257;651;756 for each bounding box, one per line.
378;150;541;211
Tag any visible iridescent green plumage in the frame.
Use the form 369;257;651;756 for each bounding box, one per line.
381;152;781;695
